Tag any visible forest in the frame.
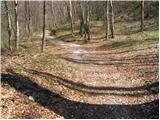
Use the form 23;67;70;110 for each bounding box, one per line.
1;0;159;119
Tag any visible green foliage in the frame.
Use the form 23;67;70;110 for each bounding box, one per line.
19;46;39;55
90;21;104;28
54;22;80;34
100;29;158;49
145;29;159;38
56;23;71;32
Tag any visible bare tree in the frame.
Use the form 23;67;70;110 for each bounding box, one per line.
109;0;114;38
1;1;158;50
141;0;144;31
50;1;57;28
79;1;85;37
79;1;90;41
24;1;28;35
68;0;74;36
83;1;90;41
41;0;46;52
24;0;31;39
14;0;19;50
26;0;31;40
105;1;109;40
86;2;90;41
4;1;12;51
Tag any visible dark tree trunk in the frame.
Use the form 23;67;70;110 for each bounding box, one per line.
84;1;90;41
79;1;84;37
41;0;46;52
109;0;114;38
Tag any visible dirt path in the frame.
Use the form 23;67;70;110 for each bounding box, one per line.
43;30;88;60
1;0;158;115
41;31;159;118
1;31;158;119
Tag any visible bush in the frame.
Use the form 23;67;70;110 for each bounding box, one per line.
50;29;56;36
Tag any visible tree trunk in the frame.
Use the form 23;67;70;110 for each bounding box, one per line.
109;0;114;38
86;2;90;41
69;0;74;36
79;20;83;36
24;1;28;36
41;0;46;52
83;2;87;40
83;1;90;41
27;0;31;40
14;0;19;50
4;1;12;51
79;1;84;37
50;1;57;27
25;0;31;40
105;1;109;40
141;0;144;31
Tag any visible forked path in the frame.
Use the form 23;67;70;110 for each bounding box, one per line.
44;31;158;118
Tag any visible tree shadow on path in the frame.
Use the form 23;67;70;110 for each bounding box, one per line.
1;71;159;119
59;53;159;67
29;69;158;96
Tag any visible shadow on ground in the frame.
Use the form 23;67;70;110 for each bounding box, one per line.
59;53;158;67
1;70;159;119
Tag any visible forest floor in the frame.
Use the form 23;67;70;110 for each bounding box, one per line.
1;20;159;118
